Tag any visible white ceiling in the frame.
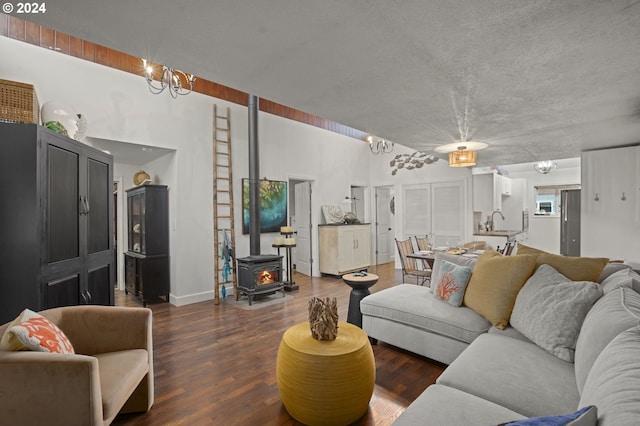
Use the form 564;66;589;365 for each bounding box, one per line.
22;0;640;166
84;136;175;165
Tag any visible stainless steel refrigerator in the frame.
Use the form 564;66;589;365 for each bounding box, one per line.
560;189;581;256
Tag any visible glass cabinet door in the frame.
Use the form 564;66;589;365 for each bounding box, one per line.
128;192;145;253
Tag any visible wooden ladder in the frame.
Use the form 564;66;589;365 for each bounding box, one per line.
213;105;237;305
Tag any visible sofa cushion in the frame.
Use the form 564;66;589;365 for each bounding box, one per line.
437;334;579;417
579;325;640;426
598;263;634;283
500;406;597;426
463;249;537;329
0;309;74;354
360;284;491;344
393;384;527;426
516;243;608;282
574;287;640;392
488;326;532;343
599;267;640;294
510;264;603;362
433;260;472;307
96;349;149;422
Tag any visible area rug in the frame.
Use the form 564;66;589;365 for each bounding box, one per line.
226;293;294;310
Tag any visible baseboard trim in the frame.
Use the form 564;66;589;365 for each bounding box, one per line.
169;287;236;307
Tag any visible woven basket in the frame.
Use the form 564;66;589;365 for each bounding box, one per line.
133;170;151;186
0;79;40;124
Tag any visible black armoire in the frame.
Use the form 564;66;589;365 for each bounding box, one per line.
0;123;114;324
125;184;169;306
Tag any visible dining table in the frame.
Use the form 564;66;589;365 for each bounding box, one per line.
407;249;482;270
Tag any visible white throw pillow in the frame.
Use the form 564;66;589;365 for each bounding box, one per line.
510;264;603;362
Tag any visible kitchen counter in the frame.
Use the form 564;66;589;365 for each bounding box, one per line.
473;230;523;238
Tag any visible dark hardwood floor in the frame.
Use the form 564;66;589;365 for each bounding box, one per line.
113;262;445;425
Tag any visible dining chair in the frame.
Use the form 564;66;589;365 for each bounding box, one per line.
395;238;431;286
504;242;515;255
413;235;433;271
414;235;430;251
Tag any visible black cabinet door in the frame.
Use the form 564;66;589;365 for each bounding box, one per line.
88;265;112;305
44;273;81;308
87;157;110;254
46;143;80;264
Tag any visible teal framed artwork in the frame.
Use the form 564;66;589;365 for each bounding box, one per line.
242;179;288;234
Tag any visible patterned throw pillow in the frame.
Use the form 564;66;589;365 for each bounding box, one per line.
433;260;472;307
0;309;74;354
499;405;597;426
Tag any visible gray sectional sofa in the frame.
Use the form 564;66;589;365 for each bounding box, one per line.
361;252;640;425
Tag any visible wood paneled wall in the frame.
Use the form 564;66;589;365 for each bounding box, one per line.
0;13;368;141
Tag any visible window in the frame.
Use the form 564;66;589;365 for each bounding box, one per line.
534;184;580;215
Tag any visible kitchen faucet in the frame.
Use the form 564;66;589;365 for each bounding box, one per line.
489;210;505;231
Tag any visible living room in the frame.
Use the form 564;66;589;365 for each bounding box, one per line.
1;3;640;425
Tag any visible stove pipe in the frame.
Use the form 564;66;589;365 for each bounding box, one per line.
248;94;260;255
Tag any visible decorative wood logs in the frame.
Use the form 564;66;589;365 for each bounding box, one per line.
308;297;338;341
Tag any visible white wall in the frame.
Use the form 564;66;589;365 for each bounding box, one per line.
0;36;374;305
368;144;473;267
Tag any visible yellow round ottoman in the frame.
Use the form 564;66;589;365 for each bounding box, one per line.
276;321;376;426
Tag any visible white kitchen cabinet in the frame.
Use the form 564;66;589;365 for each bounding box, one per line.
318;224;371;275
581;145;640;260
473;173;511;212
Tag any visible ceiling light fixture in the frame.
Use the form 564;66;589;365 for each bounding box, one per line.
434;141;488;167
534;160;557;174
142;59;196;98
448;146;477;167
366;135;394;154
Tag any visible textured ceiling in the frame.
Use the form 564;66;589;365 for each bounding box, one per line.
20;0;640;166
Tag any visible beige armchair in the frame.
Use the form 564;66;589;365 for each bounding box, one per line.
0;305;154;426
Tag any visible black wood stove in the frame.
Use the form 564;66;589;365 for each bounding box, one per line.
236;254;284;305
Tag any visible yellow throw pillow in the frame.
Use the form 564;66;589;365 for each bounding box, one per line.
535;253;608;283
516;243;546;255
517;243;608;282
463;249;538;329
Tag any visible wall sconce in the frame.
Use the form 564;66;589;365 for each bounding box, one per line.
366;135;394;154
142;59;196;98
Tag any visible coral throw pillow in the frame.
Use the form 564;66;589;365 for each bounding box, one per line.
0;309;74;354
433;260;472;307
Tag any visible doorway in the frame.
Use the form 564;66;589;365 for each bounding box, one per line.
375;186;394;264
289;179;313;276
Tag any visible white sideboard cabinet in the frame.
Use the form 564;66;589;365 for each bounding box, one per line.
318;224;371;275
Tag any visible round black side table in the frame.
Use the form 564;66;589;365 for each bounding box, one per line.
341;273;379;328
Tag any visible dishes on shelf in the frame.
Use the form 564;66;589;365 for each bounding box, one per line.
133;223;141;233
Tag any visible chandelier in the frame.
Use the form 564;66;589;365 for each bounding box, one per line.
366;135;394;154
142;59;196;98
534;160;557;174
435;141;488;167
